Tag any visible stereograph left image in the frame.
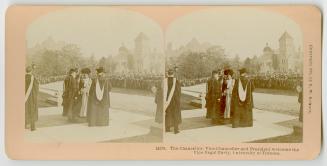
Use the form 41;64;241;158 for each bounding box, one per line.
24;7;165;143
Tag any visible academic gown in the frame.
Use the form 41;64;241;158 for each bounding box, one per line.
65;75;78;121
62;75;70;116
165;78;182;128
88;77;112;126
25;74;39;125
205;78;214;118
207;78;223;121
154;81;164;124
231;77;254;128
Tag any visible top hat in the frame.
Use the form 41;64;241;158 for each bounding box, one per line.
26;66;32;73
69;68;77;74
239;68;247;75
167;68;174;75
81;68;91;74
96;67;105;73
212;70;218;75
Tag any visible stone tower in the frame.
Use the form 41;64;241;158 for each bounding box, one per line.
278;31;295;72
115;44;129;73
134;32;150;72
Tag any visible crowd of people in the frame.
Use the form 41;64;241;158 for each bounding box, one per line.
180;78;209;87
109;74;162;91
36;75;67;84
36;73;163;92
253;74;302;91
179;72;302;91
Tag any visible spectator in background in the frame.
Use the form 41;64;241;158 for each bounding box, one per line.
296;84;303;122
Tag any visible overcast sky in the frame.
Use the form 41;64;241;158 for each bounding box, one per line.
166;7;303;59
27;7;164;58
27;7;302;59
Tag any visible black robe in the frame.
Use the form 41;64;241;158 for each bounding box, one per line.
88;77;112;126
165;78;182;128
154;81;163;124
62;75;70;116
231;77;254;128
72;77;83;117
25;74;39;125
206;78;223;120
65;75;78;121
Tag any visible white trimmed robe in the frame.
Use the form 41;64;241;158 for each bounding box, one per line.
87;77;112;126
164;77;182;129
231;77;254;128
25;74;39;127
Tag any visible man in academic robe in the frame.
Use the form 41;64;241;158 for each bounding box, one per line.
231;68;254;128
208;70;223;124
164;69;182;134
66;68;79;122
205;70;219;119
25;66;39;131
88;67;112;127
62;70;72;116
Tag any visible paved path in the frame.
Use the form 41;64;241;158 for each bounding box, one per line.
32;82;298;143
164;84;299;143
25;106;160;143
25;82;162;143
164;108;297;143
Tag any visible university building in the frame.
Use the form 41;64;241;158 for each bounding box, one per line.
258;31;303;74
113;32;164;74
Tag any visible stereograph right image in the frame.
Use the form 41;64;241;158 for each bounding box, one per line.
163;8;303;143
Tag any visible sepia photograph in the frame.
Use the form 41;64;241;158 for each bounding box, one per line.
164;8;303;143
5;5;321;160
24;7;165;143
